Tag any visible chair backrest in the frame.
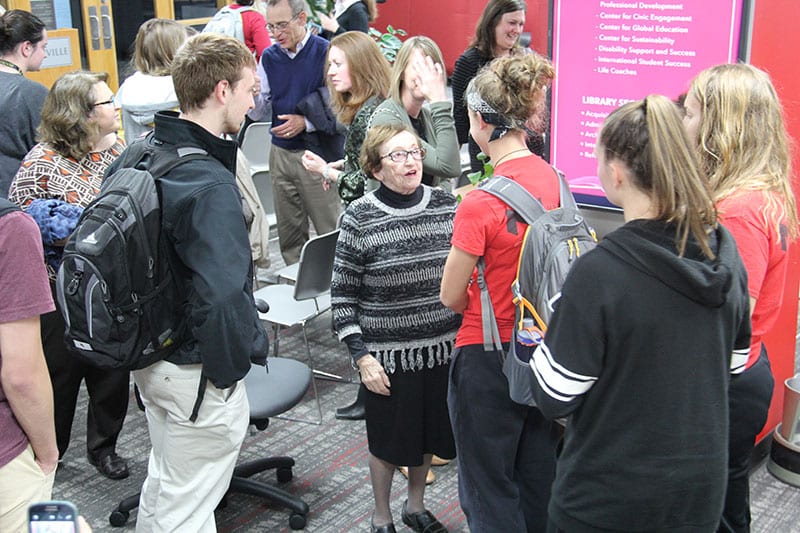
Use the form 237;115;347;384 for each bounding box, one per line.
241;121;272;173
251;169;277;228
294;229;340;301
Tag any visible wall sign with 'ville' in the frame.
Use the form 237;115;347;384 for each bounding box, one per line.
548;0;749;208
40;37;74;69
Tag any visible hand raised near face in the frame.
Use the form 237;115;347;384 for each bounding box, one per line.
411;54;448;103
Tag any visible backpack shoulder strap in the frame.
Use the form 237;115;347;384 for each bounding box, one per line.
152;147;212;179
479;176;546;225
0;198;21;218
130;142;213;181
475;169;574;353
552;167;579;211
476;258;503;352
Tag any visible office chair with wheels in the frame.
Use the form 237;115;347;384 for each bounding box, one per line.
110;302;314;530
109;358;312;530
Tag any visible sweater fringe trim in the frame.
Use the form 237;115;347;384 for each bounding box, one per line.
367;333;456;374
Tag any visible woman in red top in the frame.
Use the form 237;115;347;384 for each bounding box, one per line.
232;1;271;59
684;63;799;533
440;53;561;532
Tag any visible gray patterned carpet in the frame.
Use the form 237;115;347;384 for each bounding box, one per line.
51;232;800;532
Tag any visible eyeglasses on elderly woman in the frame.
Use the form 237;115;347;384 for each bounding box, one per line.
380;147;426;163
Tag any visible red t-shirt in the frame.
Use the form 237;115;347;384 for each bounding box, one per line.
232;4;271;60
0;210;55;468
451;154;560;347
717;190;790;369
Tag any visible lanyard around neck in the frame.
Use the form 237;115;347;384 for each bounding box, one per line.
0;58;23;75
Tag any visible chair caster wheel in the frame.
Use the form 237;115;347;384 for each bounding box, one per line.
277;466;293;483
109;509;129;527
289;513;307;529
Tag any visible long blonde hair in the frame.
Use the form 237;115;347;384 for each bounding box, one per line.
689;63;797;239
133;18;192;76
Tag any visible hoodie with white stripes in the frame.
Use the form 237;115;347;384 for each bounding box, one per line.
530;218;750;533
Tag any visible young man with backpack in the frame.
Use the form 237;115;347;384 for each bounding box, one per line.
203;0;271;60
103;33;268;532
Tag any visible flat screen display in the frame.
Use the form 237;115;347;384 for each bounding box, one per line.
549;0;749;208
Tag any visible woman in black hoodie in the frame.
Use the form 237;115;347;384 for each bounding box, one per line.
529;95;752;532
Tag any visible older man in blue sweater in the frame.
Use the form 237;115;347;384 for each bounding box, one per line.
252;0;343;264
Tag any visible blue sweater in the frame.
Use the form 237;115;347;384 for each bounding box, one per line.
262;35;328;151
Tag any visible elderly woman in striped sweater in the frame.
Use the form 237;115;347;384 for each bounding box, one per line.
331;123;459;533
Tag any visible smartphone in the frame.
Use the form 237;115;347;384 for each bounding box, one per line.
28;501;79;533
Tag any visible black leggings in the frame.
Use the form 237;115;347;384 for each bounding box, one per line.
41;283;130;459
719;346;774;533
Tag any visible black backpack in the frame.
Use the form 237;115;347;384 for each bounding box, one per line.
478;170;597;406
56;144;212;370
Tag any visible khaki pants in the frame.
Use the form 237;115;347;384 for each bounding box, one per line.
133;361;249;533
0;445;55;533
270;145;342;265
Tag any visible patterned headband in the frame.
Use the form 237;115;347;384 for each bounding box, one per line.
466;87;512;141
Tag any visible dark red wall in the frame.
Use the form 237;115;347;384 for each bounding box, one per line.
373;0;550;74
749;0;800;442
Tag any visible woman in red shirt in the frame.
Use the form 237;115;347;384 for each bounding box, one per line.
232;1;271;59
440;53;561;532
684;63;799;533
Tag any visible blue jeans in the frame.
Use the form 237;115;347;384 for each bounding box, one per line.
448;343;560;533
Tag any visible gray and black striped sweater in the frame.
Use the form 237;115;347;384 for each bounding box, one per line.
331;185;461;374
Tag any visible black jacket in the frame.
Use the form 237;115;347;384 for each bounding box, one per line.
320;1;370;40
531;219;751;532
297;86;345;164
106;111;268;388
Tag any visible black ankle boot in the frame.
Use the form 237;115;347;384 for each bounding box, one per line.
336;385;366;420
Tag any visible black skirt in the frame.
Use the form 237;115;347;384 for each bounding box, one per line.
364;348;456;466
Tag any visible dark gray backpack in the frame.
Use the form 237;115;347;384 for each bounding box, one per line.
478;169;597;406
56;145;212;371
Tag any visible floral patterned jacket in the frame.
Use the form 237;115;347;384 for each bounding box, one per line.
337;95;383;205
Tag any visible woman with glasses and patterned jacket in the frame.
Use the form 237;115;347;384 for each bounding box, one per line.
332;123;460;533
8;71;131;482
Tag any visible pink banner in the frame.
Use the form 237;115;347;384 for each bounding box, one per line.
550;0;745;207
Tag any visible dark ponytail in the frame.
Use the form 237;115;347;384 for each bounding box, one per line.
0;10;46;56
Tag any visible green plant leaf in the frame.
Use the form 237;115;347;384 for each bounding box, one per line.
385;35;403;47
